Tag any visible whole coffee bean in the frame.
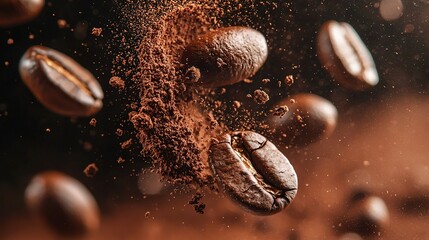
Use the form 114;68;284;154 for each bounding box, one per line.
0;0;45;27
209;131;298;215
341;195;389;236
182;26;268;88
25;171;100;237
267;93;338;147
317;21;379;91
19;46;104;116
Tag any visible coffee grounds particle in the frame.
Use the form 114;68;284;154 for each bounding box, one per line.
84;163;99;177
253;89;270;105
233;101;241;109
262;78;270;84
115;128;123;136
272;105;289;117
194;203;206;214
109;76;125;90
189;193;205;214
91;27;103;36
184;66;201;83
89;118;97;127
121;139;132;150
285;75;294;86
57;19;67;29
117;157;125;164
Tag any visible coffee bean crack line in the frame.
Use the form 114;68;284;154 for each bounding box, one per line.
35;54;95;98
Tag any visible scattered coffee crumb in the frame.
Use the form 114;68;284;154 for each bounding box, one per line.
253;89;270;105
290;98;296;104
45;128;51;133
243;78;253;84
145;211;151;218
84;163;99;177
121;138;133;149
91;27;103;36
130;102;139;110
7;38;14;45
262;78;270;84
232;101;241;109
404;24;415;33
246;94;252;98
189;193;205;214
194;204;206;214
214;101;222;109
273;105;289;117
184;66;201;83
28;34;34;40
109;76;125;90
219;88;227;94
296;115;305;125
285;75;294;86
89;118;97;127
117;157;125;164
57;19;67;29
115;128;123;136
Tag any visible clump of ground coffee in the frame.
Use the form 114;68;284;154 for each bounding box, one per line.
123;1;223;188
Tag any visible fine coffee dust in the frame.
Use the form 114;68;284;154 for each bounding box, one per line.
114;1;297;192
119;1;223;189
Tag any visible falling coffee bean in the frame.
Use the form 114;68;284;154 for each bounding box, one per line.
267;93;338;147
182;26;268;88
339;193;389;236
0;0;45;27
317;21;379;91
25;171;100;237
209;131;298;215
19;46;104;116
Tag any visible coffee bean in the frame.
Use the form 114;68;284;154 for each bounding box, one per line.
19;46;104;116
25;171;100;237
209;131;298;215
182;26;268;88
267;93;338;147
317;21;379;91
341;195;389;236
0;0;45;27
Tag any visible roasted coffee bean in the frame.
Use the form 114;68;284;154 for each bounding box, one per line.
0;0;45;27
340;195;389;236
25;171;100;237
182;26;268;88
209;131;298;215
267;93;338;147
19;46;104;116
317;21;379;91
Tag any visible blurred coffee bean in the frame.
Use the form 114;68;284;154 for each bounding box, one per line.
25;171;100;237
338;232;363;240
317;21;379;91
340;194;389;236
0;0;45;27
209;131;298;215
398;168;429;214
19;46;104;117
182;26;268;88
267;93;338;147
